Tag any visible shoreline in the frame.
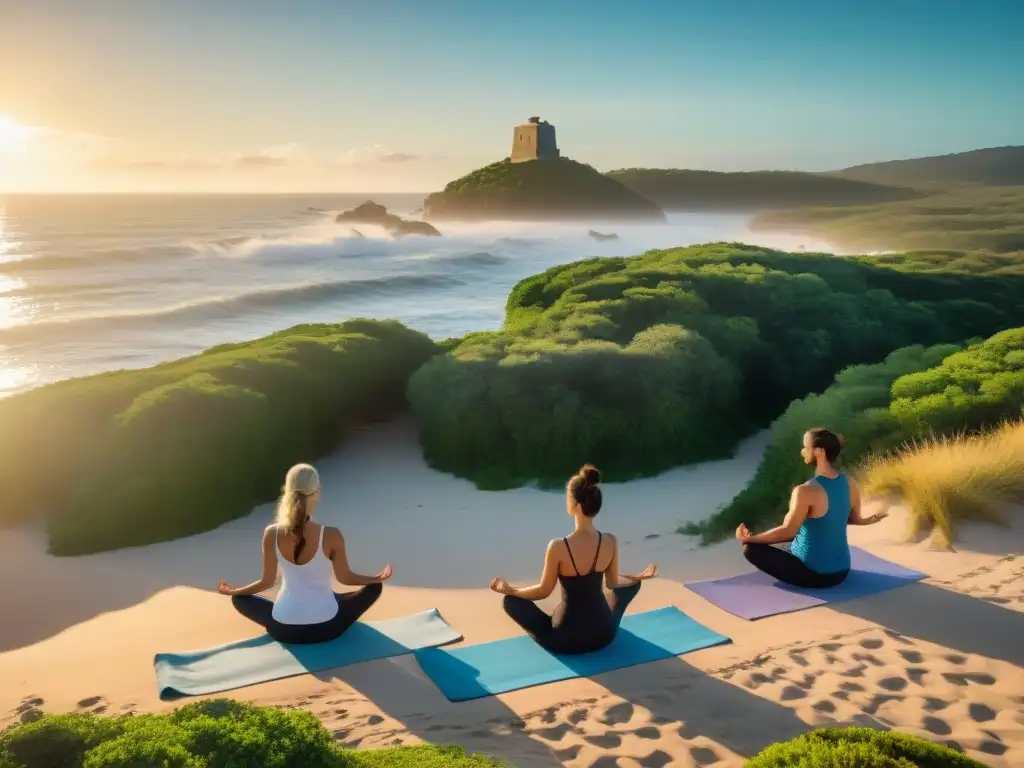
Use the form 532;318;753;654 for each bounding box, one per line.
3;417;1022;767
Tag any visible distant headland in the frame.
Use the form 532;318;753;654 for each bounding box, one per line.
423;117;666;222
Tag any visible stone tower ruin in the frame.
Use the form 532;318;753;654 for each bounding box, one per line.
510;116;560;163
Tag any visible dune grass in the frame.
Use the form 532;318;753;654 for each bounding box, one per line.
752;185;1024;258
859;420;1024;546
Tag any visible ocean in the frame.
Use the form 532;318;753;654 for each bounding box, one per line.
0;194;835;398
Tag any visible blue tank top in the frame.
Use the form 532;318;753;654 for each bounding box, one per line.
789;473;851;574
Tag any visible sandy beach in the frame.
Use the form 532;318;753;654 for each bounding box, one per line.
2;417;1022;767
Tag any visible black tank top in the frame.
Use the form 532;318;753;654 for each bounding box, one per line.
551;532;616;649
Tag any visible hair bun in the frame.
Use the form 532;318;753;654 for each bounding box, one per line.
579;464;601;487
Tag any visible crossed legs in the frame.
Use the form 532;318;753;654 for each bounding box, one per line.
231;582;383;644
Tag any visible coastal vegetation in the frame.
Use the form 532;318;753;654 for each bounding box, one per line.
0;319;438;555
407;243;1024;490
860;420;1024;545
606;168;922;211
689;327;1024;543
0;700;506;768
753;185;1024;256
747;726;989;767
422;157;665;221
0;705;986;768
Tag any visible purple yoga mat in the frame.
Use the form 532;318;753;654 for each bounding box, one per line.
685;547;927;620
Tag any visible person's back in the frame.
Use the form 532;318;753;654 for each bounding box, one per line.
790;473;852;574
552;533;616;651
272;523;338;625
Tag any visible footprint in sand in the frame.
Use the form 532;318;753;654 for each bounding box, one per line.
553;745;582;762
690;746;722;766
839;681;865;693
906;667;928;684
16;697;44;714
924;697;951;712
583;732;622;749
536;723;573;743
365;714;384;726
942;672;996;687
634;726;660;740
980;739;1008;757
567;708;589;725
898;649;924;664
859;637;884;650
922;715;952;736
599;701;634;726
879;676;908;692
636;749;673;768
812;700;836;714
780;685;807;701
969;703;997;722
944;653;967;665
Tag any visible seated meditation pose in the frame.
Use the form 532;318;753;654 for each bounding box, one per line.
735;428;887;588
489;465;658;654
217;463;392;644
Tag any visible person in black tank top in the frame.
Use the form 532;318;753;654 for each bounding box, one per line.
490;465;659;655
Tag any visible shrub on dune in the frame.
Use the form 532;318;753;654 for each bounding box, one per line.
410;243;1024;490
0;319;439;555
0;700;507;768
408;324;743;489
747;726;989;767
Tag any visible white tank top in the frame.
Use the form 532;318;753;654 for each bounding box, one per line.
271;524;340;625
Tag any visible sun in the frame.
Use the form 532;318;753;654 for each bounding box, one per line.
0;116;30;155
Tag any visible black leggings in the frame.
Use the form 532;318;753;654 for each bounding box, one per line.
743;543;848;589
502;582;642;655
231;582;383;644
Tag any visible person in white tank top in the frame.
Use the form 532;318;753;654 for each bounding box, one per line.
217;463;393;645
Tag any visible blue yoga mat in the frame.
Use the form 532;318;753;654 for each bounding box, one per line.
155;608;461;700
414;606;730;702
685;546;927;620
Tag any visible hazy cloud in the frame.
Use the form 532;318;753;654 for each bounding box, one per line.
341;144;425;164
232;143;306;168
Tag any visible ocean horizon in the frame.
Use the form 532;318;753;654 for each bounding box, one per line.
0;193;836;398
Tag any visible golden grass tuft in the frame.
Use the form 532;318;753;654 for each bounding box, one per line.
858;420;1024;545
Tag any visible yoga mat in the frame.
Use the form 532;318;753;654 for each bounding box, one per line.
685;546;927;620
155;608;461;700
414;606;730;702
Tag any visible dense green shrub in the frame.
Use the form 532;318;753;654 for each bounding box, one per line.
0;700;507;768
0;319;439;555
747;726;989;767
409;243;1024;489
694;327;1024;541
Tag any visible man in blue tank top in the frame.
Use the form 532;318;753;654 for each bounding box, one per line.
735;428;888;589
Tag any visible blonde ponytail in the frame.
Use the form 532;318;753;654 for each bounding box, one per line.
275;463;320;558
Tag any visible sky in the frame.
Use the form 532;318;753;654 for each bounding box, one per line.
0;0;1021;193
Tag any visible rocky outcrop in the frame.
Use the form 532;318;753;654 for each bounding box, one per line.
423;158;665;222
336;201;441;237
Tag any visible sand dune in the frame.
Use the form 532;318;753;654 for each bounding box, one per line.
1;418;1022;767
